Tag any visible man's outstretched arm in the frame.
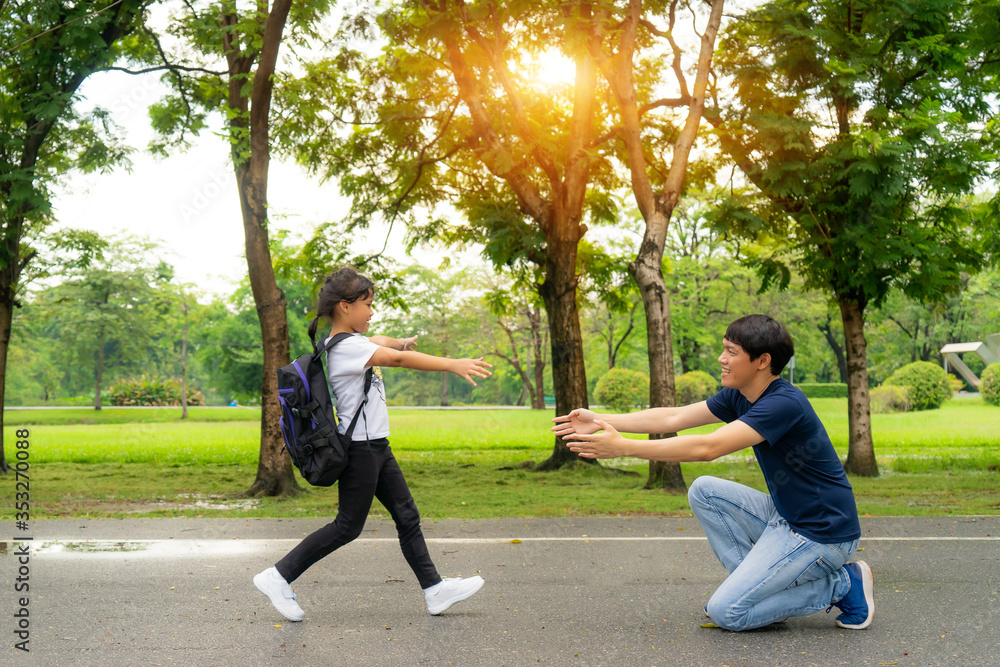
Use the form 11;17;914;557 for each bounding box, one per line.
564;418;763;463
552;401;721;438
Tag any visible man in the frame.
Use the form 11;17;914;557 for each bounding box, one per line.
553;314;874;631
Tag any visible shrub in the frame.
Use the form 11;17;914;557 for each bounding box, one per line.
594;367;649;413
947;374;965;394
884;361;952;411
675;370;718;404
794;383;848;398
870;385;911;414
982;363;1000;407
108;375;205;407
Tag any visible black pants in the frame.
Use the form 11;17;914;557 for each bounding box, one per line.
275;439;441;589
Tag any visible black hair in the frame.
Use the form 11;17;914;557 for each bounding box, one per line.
308;267;376;343
724;314;794;375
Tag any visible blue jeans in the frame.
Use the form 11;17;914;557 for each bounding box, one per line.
688;476;857;631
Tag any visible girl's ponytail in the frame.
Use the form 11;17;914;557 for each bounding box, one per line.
308;315;320;347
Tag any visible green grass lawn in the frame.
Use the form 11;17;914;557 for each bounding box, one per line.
3;398;998;519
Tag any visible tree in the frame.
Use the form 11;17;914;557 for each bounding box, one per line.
278;0;728;475
0;0;151;469
482;270;549;409
585;0;726;490
711;0;1000;475
145;0;338;496
279;0;621;469
35;232;177;407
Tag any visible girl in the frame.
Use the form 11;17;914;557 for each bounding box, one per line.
254;267;492;621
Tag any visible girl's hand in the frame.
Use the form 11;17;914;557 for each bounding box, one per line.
566;420;628;459
401;335;419;351
551;408;601;438
450;357;493;386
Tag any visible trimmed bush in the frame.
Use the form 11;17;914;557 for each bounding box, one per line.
982;363;1000;407
870;385;911;414
594;367;649;413
884;361;952;411
108;375;205;407
794;383;848;398
675;370;718;404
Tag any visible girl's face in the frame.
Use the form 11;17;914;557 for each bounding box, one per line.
339;291;374;333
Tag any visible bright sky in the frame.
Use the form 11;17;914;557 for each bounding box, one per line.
49;67;452;303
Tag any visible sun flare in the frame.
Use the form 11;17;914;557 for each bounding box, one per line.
530;49;576;87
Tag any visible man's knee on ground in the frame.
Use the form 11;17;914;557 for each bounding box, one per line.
706;595;752;632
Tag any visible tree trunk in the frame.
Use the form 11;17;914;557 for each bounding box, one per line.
0;299;12;473
630;235;685;492
819;319;848;383
94;331;104;411
536;235;593;470
530;306;546;410
839;296;878;476
237;160;298;497
181;305;189;419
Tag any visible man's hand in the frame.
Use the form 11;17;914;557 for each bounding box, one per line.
551;409;601;438
565;420;629;459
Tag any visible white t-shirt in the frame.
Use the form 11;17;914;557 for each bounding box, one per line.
326;334;390;441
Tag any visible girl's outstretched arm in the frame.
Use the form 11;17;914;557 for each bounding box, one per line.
369;347;492;386
368;334;418;351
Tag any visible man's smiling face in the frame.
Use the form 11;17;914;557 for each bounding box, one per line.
718;338;756;390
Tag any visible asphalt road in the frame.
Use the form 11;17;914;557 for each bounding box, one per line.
3;516;998;666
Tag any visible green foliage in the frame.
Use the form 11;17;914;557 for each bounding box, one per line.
0;0;149;291
866;272;1000;386
108;375;204;407
594;368;649;413
885;362;953;411
794;383;848;398
675;371;719;405
714;0;999;317
981;364;1000;407
870;385;912;414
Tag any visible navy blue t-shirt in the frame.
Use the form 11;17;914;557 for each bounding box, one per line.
705;379;861;544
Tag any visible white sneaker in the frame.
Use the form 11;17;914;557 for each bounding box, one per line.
425;576;485;615
254;567;305;622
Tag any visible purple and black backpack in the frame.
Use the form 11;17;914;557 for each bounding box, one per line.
276;332;373;486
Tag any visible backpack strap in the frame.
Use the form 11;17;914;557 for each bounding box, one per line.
315;331;353;356
343;367;374;441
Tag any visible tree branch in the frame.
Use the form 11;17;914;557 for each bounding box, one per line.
435;1;549;225
639;96;692;114
462;23;560;188
104;64;227;76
